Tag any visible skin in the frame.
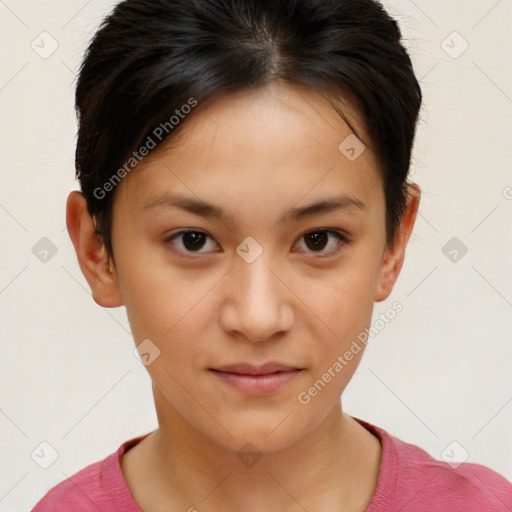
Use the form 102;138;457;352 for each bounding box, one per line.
66;80;420;512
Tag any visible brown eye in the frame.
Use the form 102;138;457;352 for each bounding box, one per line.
182;231;207;251
296;230;348;256
165;230;219;254
304;231;329;251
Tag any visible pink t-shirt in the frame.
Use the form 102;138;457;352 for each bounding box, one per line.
31;418;512;511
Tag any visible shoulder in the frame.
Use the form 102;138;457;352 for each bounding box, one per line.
31;434;149;511
31;458;106;511
387;428;512;510
30;436;137;512
355;417;512;511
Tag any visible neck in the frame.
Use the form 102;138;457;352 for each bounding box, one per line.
123;385;381;512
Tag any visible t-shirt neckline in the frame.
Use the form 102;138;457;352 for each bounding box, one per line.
104;417;397;511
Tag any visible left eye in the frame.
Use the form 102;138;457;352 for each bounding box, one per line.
295;230;347;256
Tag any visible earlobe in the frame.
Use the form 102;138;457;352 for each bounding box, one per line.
66;190;124;308
375;183;421;302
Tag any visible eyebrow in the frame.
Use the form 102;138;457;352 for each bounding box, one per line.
143;193;367;223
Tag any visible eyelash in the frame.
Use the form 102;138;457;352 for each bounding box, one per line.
163;229;350;258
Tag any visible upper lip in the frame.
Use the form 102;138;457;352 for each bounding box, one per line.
210;362;302;375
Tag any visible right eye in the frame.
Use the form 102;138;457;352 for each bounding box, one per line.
164;229;220;255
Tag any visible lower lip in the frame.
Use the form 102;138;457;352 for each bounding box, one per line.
209;369;302;395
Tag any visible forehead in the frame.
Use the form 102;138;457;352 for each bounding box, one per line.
114;81;383;220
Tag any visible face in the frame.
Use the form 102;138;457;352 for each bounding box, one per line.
105;81;402;453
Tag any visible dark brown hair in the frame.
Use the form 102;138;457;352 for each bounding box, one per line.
74;0;422;265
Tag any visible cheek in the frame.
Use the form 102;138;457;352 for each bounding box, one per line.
117;251;223;361
113;240;184;341
298;253;379;339
295;281;373;412
294;253;380;398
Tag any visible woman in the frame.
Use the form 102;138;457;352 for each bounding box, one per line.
32;0;512;510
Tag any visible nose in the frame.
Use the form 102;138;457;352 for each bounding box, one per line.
219;252;294;342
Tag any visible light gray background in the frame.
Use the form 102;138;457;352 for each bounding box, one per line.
1;1;511;510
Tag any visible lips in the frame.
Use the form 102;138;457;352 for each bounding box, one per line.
210;362;302;376
209;362;304;395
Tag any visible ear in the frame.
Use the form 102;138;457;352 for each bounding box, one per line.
375;183;421;302
66;190;124;308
